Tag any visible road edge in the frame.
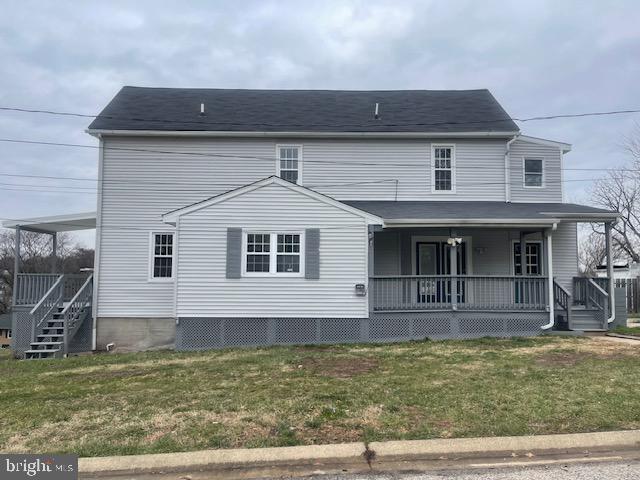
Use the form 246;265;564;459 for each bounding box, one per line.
79;430;640;476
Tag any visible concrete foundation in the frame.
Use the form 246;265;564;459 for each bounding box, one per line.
96;317;176;352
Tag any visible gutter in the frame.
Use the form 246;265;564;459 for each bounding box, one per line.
504;134;519;202
85;129;520;139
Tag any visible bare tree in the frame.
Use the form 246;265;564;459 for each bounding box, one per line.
579;229;608;275
0;229;93;313
590;125;640;263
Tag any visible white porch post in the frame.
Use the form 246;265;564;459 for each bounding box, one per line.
12;226;21;307
449;234;458;310
51;232;57;273
543;228;554;329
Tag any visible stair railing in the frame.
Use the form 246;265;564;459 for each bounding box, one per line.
61;274;93;357
29;274;65;343
553;280;572;330
586;278;609;329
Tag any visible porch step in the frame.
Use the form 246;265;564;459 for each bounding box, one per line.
570;308;606;331
24;349;60;359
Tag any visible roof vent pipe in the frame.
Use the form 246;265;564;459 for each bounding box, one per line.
374;103;380;120
200;103;205;116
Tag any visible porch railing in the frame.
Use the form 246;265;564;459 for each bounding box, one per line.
14;273;60;306
573;277;609;309
14;272;91;306
62;274;93;356
553;280;573;330
371;275;548;312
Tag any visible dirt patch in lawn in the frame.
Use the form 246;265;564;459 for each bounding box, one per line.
534;339;637;367
300;356;379;378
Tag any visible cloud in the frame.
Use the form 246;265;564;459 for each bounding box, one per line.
0;0;639;247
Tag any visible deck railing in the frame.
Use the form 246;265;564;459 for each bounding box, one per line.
14;272;91;306
371;275;548;312
14;274;61;306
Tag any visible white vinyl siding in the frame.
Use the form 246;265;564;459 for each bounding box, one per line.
175;182;369;318
95;135;569;318
551;222;579;290
510;138;562;202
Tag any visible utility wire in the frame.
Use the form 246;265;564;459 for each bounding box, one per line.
1;105;639;129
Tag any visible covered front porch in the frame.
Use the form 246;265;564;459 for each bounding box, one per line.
348;200;621;334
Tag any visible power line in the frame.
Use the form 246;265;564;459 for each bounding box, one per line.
2;136;638;174
1;105;639;129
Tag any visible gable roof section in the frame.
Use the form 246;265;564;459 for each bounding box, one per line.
88;87;519;135
162;177;383;225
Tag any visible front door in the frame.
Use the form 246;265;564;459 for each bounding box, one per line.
416;241;466;304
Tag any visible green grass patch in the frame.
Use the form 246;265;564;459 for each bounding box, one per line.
612;325;640;337
0;336;639;457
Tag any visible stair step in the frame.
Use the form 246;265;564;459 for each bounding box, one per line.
31;341;63;346
24;349;60;358
37;334;63;340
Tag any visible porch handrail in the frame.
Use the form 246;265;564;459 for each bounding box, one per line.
29;274;65;343
553;280;572;330
371;275;547;312
588;278;609;298
14;273;61;306
371;274;545;279
61;274;93;357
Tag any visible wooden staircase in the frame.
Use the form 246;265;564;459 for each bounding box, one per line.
554;277;610;333
24;306;65;359
23;274;93;360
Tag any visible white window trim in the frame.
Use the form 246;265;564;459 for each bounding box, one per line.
511;240;543;275
522;157;545;189
275;144;303;186
430;144;456;194
241;230;305;277
148;231;175;282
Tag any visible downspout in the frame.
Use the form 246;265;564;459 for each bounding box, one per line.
504;134;519;203
605;221;616;324
541;222;558;330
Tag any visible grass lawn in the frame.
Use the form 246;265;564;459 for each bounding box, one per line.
612;325;640;337
1;336;640;457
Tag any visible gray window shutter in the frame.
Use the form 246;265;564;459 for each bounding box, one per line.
305;228;320;279
226;228;242;279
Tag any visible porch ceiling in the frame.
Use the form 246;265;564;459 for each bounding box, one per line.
343;201;618;226
2;211;96;233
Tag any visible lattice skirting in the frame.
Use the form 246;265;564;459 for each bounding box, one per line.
175;312;547;351
10;307;94;359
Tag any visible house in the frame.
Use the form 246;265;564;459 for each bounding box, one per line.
4;87;622;358
0;313;12;348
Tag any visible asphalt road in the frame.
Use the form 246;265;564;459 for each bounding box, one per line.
285;460;640;480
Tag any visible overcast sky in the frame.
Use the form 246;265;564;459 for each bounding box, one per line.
1;0;639;247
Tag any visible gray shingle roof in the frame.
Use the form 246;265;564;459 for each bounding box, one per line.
88;87;519;133
343;201;617;221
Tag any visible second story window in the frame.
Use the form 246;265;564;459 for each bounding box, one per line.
432;145;455;192
277;145;302;185
524;158;543;187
